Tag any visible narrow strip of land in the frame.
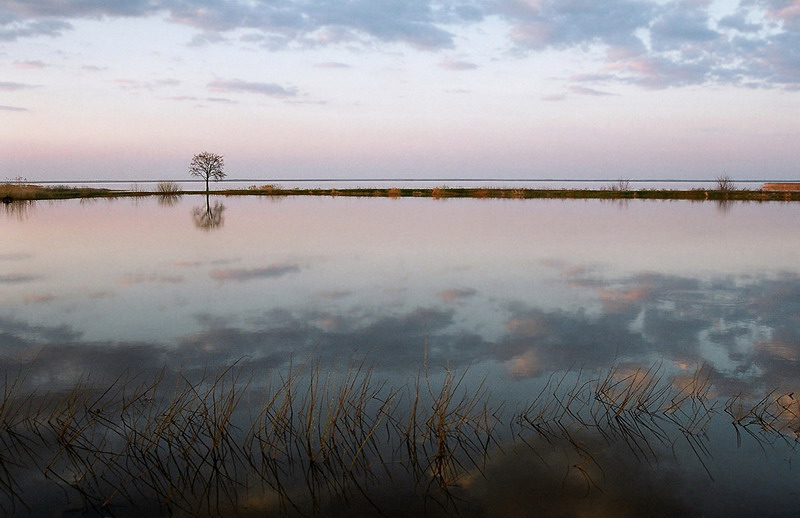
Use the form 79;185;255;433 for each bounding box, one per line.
3;183;800;202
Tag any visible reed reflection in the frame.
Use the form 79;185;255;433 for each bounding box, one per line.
2;200;35;221
192;195;226;231
157;193;181;207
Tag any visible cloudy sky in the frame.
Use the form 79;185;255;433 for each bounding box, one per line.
2;0;799;181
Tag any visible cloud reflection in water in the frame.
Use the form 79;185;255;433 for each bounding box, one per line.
0;197;798;515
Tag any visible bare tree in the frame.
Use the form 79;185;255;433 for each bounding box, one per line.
189;152;226;192
715;175;735;192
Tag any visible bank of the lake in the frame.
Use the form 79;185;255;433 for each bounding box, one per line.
3;182;800;202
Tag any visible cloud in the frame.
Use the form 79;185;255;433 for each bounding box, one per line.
718;13;763;33
120;273;185;286
0;273;38;284
439;287;478;303
164;95;237;105
114;78;181;90
0;0;158;18
189;31;227;46
314;61;351;68
569;85;616;96
649;5;720;51
303;0;457;49
12;59;47;69
500;0;656;50
0;253;32;261
494;0;800;89
317;290;352;300
439;59;478;70
22;294;56;304
209;263;301;282
1;0;464;49
0;105;28;111
208;79;300;98
1;264;797;400
0;315;82;348
0;19;71;41
2;1;800;91
0;81;37;91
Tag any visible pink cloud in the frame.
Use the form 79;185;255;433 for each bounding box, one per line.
13;60;47;69
505;350;542;379
439;288;477;303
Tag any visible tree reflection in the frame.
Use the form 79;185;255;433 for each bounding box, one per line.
192;195;225;231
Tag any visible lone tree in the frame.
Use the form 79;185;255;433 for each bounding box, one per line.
189;152;226;192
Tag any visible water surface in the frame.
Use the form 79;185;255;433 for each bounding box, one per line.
2;196;798;516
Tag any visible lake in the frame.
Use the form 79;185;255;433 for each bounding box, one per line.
2;195;799;516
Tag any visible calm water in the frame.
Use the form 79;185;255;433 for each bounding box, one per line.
2;195;799;516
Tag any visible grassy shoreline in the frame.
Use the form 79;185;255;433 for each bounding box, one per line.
3;182;800;202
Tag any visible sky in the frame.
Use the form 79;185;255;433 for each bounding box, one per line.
1;0;799;182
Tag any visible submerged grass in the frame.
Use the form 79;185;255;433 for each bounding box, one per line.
0;360;796;516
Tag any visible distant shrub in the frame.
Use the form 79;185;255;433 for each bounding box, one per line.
387;188;401;198
715;175;735;191
609;179;631;191
157;181;181;194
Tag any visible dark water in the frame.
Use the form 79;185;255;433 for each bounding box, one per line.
1;196;798;516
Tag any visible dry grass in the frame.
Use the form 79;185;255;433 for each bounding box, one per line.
1;182;118;202
1;183;46;200
762;183;800;192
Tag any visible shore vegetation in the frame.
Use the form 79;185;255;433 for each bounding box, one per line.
3;180;800;203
